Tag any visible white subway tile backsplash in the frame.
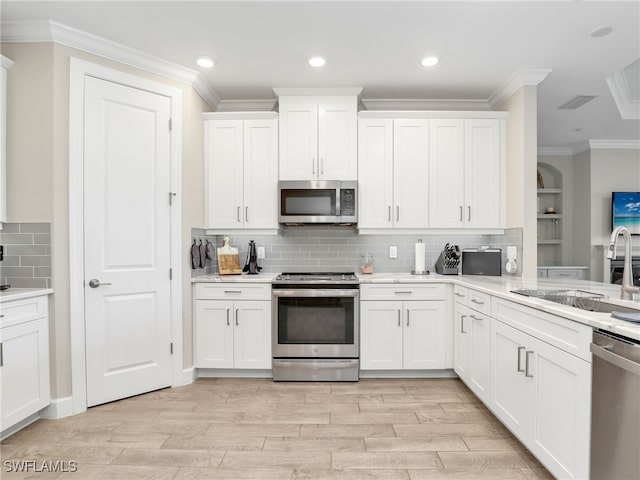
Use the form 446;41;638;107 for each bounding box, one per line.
0;223;53;288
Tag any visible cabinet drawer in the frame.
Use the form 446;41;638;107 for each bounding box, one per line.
360;284;446;301
0;296;48;328
547;269;583;280
453;285;468;306
492;297;592;362
195;283;271;301
468;289;491;315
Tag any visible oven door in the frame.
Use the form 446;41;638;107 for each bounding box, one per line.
272;288;359;358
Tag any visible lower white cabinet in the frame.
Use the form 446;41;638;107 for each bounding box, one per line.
1;295;51;433
360;284;448;370
194;284;271;370
491;317;591;480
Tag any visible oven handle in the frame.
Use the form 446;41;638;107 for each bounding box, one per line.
273;360;358;369
272;289;359;298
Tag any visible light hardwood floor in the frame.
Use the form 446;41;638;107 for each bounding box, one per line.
1;378;554;479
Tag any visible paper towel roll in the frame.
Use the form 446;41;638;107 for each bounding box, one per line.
414;241;426;273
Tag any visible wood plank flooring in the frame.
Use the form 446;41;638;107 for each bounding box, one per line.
1;378;554;479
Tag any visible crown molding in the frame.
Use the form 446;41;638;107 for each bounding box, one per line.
1;54;14;70
1;20;222;110
537;147;575;157
606;70;640;120
273;87;363;97
589;139;640;150
216;99;277;112
361;98;490;111
488;69;553;109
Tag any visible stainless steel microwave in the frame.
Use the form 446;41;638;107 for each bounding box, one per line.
278;181;357;224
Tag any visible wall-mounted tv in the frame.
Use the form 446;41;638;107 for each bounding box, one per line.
612;192;640;235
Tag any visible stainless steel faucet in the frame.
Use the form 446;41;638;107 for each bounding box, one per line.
607;226;640;300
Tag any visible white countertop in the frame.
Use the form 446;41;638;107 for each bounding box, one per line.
0;288;54;303
192;273;276;283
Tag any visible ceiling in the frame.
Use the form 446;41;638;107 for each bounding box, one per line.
2;0;639;151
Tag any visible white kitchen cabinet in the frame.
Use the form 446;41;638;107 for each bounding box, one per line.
360;284;448;370
1;295;50;433
490;314;591;480
278;95;357;181
204;112;278;231
358;118;429;229
194;284;271;370
453;287;491;404
429;119;504;228
0;55;13;226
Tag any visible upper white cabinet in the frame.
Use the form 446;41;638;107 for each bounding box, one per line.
276;91;359;181
429;118;505;228
204;112;278;231
358;118;429;229
0;54;14;226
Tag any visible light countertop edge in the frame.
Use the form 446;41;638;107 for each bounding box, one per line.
191;273;276;283
0;288;54;303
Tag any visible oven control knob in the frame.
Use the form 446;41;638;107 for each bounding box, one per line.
341;274;346;280
313;347;319;353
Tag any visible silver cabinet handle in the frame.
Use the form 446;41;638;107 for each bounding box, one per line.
459;206;463;221
396;206;400;222
454;292;465;298
406;309;410;326
468;206;471;222
469;314;483;322
226;308;230;326
312;157;316;175
470;299;485;305
460;315;466;334
0;343;3;367
321;158;324;175
235;309;239;326
397;310;401;327
237;206;241;222
525;350;534;377
245;206;249;222
395;291;412;295
88;279;112;288
388;206;391;222
517;346;525;372
224;290;241;294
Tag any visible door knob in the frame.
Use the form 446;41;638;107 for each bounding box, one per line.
88;279;111;288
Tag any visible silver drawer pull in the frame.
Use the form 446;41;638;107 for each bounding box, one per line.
517;346;525;372
395;291;412;295
469;314;483;322
235;309;239;326
525;350;534;377
226;309;230;326
397;310;401;327
0;343;3;367
224;290;242;294
470;299;485;305
406;309;410;327
454;292;465;297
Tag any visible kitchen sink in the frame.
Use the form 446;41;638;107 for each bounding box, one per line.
510;289;639;314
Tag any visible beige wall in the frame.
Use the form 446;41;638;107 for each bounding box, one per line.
497;86;538;277
2;41;209;399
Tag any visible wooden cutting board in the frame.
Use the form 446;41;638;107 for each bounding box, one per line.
217;252;242;275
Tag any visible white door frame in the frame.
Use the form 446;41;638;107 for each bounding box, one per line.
69;57;183;414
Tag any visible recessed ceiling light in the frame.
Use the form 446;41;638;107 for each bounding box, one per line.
308;57;326;68
420;56;439;67
196;56;214;68
590;25;613;38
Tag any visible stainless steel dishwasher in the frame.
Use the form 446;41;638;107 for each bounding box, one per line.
590;329;640;480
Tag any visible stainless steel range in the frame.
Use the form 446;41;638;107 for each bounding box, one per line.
272;272;359;381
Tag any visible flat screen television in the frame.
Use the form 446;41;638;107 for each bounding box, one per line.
612;192;640;235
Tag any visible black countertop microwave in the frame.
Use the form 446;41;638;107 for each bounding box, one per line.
278;180;357;224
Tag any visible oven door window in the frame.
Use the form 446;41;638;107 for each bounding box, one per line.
281;189;336;216
278;297;354;344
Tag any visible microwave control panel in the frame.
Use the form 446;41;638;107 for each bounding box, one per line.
341;189;356;216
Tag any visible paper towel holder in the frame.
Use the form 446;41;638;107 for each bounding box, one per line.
412;239;430;275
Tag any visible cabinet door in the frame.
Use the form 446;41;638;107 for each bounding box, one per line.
393;119;429;228
0;317;50;430
403;301;446;369
528;337;591;480
453;303;470;381
428;119;465;228
205;120;244;228
357;118;394;228
490;319;530;440
464;119;502;228
279;103;318;180
467;311;491;404
360;301;403;370
243;119;278;229
318;103;357;180
195;300;234;368
233;301;272;369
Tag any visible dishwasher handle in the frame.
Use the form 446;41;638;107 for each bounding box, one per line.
591;343;640;376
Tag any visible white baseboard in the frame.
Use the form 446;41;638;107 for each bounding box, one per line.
40;396;74;420
196;368;273;378
359;369;458;379
179;367;196;386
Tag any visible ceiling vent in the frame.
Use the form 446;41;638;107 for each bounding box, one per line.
558;95;597;110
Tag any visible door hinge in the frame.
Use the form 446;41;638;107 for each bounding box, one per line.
169;192;176;205
169;268;173;280
169;118;172;131
170;342;174;355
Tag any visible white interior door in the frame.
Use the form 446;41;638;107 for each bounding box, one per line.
83;76;173;407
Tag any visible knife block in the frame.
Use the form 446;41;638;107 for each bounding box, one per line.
435;251;459;275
